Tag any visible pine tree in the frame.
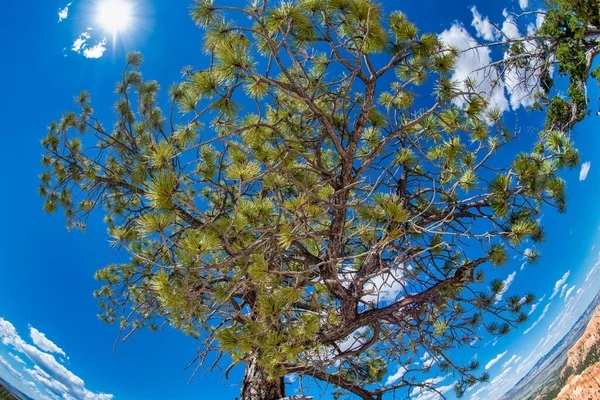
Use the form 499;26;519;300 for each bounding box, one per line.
40;1;582;399
465;0;600;131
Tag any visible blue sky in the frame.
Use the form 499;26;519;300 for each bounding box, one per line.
1;0;600;399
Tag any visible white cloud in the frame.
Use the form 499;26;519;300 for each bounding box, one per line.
337;327;368;353
71;32;90;52
416;351;436;370
495;271;517;303
362;267;405;305
83;38;107;59
536;10;546;29
499;13;550;111
9;352;26;365
385;365;407;386
520;262;526;271
485;350;507;370
550;271;571;300
71;32;107;59
547;285;583;334
486;366;513;397
470;385;487;400
412;382;456;400
585;261;599;283
501;15;521;40
439;24;509;116
26;366;70;395
0;355;23;379
444;7;549;115
58;2;72;23
470;7;500;41
30;327;66;357
0;318;113;400
580;162;591;181
524;302;551;334
528;294;546;315
558;283;568;299
519;0;529;9
501;354;519;369
423;375;449;386
44;389;62;400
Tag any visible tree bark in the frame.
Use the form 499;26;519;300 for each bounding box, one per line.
239;354;285;400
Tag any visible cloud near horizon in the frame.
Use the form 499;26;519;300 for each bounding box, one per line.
0;317;113;400
524;302;552;335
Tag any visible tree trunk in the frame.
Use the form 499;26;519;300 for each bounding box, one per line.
239;354;285;400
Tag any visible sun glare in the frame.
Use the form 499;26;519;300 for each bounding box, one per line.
97;0;133;33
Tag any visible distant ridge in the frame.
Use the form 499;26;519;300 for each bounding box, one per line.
500;289;600;400
0;375;34;400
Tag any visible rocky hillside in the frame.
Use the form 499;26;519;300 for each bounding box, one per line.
501;290;600;400
555;362;600;399
0;375;33;400
561;307;600;378
551;307;600;399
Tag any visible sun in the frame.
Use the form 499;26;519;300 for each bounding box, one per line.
97;0;133;33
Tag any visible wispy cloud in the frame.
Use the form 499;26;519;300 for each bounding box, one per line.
482;265;591;400
524;302;551;334
495;271;517;303
470;7;500;41
9;352;26;365
550;271;571;300
485;350;507;370
528;294;546;315
411;382;456;400
501;354;519;369
58;2;72;23
586;260;600;283
0;355;23;379
486;366;513;398
559;283;569;299
580;162;591;181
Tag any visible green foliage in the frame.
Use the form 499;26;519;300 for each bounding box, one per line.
38;2;593;399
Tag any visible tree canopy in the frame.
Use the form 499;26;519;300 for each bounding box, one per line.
39;0;590;399
474;0;600;130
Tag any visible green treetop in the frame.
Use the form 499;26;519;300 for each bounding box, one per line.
475;0;600;131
